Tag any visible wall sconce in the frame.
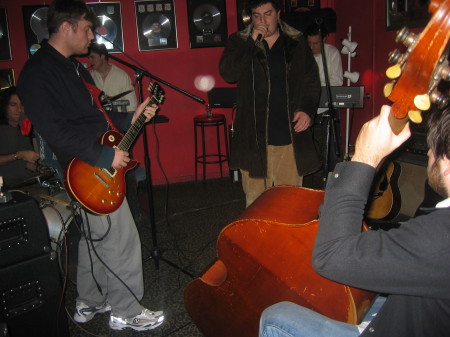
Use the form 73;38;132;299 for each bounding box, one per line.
344;71;360;83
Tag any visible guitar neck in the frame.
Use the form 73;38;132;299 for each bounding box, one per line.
117;95;160;151
388;113;409;135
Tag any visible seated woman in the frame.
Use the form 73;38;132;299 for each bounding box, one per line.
0;86;41;187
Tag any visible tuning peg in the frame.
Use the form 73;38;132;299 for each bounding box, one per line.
430;90;449;109
395;27;417;47
386;64;402;79
438;64;450;82
388;49;405;65
414;93;431;111
383;82;394;97
408;110;423;124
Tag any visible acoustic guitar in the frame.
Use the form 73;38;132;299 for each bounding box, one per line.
366;160;402;221
184;1;450;336
64;82;164;215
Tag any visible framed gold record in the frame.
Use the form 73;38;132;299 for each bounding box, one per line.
0;8;12;61
135;0;178;51
87;2;124;53
22;5;49;57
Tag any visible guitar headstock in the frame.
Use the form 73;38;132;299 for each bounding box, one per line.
384;0;450;134
148;82;165;105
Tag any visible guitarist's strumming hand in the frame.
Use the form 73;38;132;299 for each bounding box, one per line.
131;96;157;125
351;105;411;168
112;149;130;169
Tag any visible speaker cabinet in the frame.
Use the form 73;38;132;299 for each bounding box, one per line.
187;0;228;48
0;252;69;337
0;193;51;268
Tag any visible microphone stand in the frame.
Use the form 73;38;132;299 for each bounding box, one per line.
108;54;202;277
316;18;341;185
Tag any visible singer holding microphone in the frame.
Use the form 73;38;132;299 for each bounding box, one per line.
219;0;321;207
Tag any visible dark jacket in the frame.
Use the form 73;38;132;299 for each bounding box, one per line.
314;161;450;336
219;21;321;178
17;42;131;170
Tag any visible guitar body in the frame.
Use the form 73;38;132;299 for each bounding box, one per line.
184;186;376;337
64;130;138;215
366;161;402;220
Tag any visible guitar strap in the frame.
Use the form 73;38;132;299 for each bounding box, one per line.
81;77;120;133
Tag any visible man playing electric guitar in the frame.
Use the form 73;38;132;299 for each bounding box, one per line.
18;0;164;332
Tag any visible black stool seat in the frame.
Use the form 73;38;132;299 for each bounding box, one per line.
194;113;229;181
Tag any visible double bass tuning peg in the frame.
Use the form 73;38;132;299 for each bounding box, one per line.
383;82;394;98
408;110;423;124
388;49;405;65
414;93;431;111
386;64;402;79
395;27;417;47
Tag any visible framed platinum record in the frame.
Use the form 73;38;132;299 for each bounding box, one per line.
135;0;178;51
187;0;228;48
22;5;49;57
87;2;124;53
0;8;12;61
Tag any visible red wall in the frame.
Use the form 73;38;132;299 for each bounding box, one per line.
0;0;428;184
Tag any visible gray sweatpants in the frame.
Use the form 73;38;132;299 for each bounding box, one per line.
76;199;144;318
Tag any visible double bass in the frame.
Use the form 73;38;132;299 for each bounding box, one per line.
184;1;450;336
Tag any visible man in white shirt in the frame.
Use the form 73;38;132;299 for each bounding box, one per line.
306;25;343;188
88;43;138;113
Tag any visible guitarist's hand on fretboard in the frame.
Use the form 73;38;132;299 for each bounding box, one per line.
131;97;156;125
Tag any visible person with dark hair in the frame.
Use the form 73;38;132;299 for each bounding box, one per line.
0;86;40;186
305;24;343;188
17;0;164;332
88;42;138;113
219;0;321;206
259;105;450;336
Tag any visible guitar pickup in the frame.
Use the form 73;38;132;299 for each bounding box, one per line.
94;172;110;187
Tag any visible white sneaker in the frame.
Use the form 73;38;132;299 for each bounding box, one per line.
109;308;164;331
73;301;111;323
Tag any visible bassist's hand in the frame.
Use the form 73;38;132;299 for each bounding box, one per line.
112;149;130;169
132;97;157;124
352;105;411;168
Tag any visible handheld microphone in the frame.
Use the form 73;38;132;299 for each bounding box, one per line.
255;34;263;44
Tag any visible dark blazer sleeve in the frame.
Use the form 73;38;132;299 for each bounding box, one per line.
313;161;450;299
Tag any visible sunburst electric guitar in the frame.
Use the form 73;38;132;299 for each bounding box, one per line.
64;82;164;215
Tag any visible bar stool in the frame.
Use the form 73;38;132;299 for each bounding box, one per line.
194;113;229;181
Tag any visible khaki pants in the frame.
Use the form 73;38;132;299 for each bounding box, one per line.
241;144;303;207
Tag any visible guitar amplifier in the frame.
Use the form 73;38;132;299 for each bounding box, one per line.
0;252;69;337
396;130;428;167
0;192;51;268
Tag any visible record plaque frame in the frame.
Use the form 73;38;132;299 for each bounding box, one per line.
135;0;178;51
236;0;248;32
22;5;49;57
87;2;124;53
386;0;430;31
187;0;228;48
0;8;12;61
0;68;15;90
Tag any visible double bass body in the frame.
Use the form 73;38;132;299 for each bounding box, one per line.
184;186;375;337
